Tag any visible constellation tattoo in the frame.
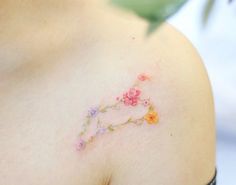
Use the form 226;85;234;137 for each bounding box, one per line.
75;73;159;152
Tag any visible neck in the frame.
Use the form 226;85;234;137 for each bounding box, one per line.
0;0;98;79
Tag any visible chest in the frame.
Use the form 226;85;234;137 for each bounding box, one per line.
0;71;115;185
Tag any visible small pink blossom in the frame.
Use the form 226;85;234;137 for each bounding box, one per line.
142;99;151;107
138;73;150;81
75;138;86;151
123;88;141;106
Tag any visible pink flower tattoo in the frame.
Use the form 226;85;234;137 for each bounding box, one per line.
142;98;151;107
122;88;141;106
138;73;150;81
75;138;86;151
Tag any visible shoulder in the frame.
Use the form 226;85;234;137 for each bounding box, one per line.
103;24;216;185
78;4;216;183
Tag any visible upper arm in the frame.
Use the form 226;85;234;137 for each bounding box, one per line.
107;24;216;185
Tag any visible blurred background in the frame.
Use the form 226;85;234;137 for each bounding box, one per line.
168;0;236;184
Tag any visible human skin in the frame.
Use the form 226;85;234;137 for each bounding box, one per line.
0;1;215;185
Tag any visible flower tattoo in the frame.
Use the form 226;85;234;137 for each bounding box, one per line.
75;73;159;152
138;73;150;81
75;138;86;151
88;107;99;118
122;88;141;106
144;106;159;124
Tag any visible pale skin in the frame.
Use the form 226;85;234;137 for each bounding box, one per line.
0;0;215;185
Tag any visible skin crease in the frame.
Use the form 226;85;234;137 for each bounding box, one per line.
0;0;216;185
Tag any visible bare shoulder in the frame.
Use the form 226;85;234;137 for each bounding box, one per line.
103;23;216;185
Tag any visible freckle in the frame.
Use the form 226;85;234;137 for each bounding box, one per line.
170;133;173;136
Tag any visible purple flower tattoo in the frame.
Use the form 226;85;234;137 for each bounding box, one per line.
88;107;99;118
96;127;107;136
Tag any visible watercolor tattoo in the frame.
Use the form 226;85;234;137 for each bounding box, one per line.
75;73;159;152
